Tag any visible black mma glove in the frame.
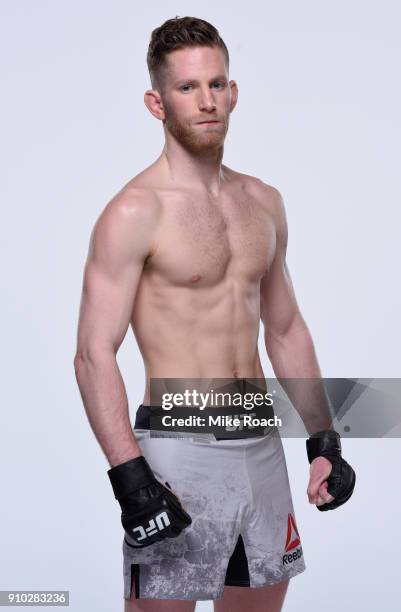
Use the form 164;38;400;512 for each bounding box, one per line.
306;429;356;511
108;456;192;547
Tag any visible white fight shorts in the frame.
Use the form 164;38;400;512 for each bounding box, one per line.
122;405;306;600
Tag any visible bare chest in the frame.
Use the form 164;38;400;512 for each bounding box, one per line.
147;189;277;286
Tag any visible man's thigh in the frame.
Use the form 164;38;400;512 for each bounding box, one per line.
125;595;196;612
122;431;248;601
213;581;289;612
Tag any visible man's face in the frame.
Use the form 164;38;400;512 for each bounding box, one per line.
159;45;236;154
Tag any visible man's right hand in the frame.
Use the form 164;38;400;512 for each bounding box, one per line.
108;456;192;547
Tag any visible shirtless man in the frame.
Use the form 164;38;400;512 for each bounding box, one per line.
74;16;355;612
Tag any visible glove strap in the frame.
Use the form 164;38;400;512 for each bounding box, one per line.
306;429;342;464
107;456;156;500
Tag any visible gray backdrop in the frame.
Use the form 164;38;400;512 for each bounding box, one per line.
1;1;400;610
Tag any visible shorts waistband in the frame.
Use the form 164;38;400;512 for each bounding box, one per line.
133;404;277;441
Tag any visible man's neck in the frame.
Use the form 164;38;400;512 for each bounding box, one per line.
158;144;227;197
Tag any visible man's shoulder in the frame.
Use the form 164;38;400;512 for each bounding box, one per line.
89;183;161;262
99;181;161;227
227;168;285;215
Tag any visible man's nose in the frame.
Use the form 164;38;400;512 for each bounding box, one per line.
198;88;217;112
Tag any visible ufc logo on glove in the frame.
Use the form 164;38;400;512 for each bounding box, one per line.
132;511;171;542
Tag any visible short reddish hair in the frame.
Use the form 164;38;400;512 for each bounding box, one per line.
146;16;229;92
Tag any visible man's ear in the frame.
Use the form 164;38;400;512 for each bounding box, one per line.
144;89;165;121
229;80;239;113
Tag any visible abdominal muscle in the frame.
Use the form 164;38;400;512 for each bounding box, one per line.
131;271;266;404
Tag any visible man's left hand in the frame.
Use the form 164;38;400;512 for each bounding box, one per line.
307;456;336;507
306;430;356;511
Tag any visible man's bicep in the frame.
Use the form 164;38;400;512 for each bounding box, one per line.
260;245;304;342
76;194;156;357
77;256;142;355
259;186;305;340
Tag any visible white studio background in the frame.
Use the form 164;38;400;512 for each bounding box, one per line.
1;1;400;611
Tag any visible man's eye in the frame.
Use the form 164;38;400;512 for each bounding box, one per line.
180;82;225;92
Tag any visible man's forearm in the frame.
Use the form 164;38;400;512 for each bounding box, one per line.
265;324;333;435
74;351;141;467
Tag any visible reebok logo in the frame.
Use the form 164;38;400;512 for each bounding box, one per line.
132;511;171;542
285;513;300;552
282;513;303;565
